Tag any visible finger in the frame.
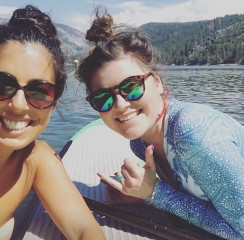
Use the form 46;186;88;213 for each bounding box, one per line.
121;165;142;184
116;171;125;184
121;159;142;180
120;166;131;180
97;173;123;191
144;145;156;171
123;158;141;173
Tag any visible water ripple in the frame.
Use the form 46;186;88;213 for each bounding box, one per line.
40;66;244;152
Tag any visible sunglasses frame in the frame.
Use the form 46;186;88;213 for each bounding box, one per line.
86;72;152;112
0;71;56;109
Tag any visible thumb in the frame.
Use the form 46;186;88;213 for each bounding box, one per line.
144;145;156;171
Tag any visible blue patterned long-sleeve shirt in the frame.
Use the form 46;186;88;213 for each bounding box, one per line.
130;99;244;240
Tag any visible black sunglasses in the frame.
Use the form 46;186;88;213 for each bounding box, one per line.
0;71;56;109
86;72;152;112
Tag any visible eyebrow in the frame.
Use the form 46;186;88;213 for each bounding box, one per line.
0;71;51;84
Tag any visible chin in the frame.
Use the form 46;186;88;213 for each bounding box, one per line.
0;137;34;151
119;130;142;140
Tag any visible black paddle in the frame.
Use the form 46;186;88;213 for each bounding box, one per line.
83;196;207;240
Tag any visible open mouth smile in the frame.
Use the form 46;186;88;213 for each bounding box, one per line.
117;110;141;122
1;117;32;131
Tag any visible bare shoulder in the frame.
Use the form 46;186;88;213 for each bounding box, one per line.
34;140;55;151
32;140;60;159
31;140;63;176
25;140;61;170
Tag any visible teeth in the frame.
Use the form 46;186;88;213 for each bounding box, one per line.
3;118;29;131
119;111;139;122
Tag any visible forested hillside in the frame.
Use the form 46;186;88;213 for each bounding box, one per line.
140;14;244;65
2;14;243;65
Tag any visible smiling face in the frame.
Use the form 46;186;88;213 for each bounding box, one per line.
90;54;164;140
0;41;56;151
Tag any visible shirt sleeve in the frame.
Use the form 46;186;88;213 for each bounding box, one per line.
166;106;244;238
131;104;244;239
131;137;243;239
181;138;244;238
152;180;243;240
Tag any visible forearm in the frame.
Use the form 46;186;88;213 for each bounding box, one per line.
77;223;106;240
148;180;243;240
56;212;105;240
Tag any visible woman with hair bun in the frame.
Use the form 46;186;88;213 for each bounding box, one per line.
0;5;105;240
78;8;244;240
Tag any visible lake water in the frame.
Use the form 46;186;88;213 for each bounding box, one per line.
39;65;244;153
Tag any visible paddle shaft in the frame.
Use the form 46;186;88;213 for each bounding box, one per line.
83;196;200;240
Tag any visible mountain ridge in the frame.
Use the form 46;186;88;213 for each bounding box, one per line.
0;18;89;60
139;14;244;65
1;13;244;65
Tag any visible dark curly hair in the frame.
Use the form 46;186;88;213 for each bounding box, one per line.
77;8;161;94
0;5;66;100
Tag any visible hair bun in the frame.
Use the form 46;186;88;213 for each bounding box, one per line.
9;5;57;41
86;10;114;43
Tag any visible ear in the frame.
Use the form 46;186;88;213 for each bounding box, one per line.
153;72;164;95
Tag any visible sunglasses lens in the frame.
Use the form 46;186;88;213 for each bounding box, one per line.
120;79;144;101
91;90;114;112
0;74;18;100
26;81;55;109
87;73;149;112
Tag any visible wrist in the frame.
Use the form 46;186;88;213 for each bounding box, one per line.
144;178;160;205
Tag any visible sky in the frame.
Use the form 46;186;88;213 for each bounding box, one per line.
0;0;244;32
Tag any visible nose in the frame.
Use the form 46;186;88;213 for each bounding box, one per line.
8;89;29;111
114;93;130;110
